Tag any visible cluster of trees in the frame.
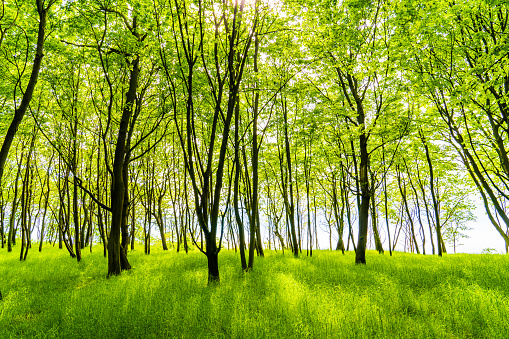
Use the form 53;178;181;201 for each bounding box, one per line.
0;0;507;283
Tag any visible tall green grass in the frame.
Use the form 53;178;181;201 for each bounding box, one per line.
1;246;508;338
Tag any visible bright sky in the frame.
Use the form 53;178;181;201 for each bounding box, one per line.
307;196;507;255
460;200;507;254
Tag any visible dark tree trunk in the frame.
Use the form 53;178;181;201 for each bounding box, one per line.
20;158;29;261
282;97;299;257
341;164;356;253
416;162;435;255
107;56;139;277
355;118;370;264
397;167;420;254
120;163;132;270
38;167;50;252
0;193;4;249
73;176;82;262
0;2;48;187
405;159;426;255
7;155;22;252
332;174;345;254
370;196;383;254
304;140;312;256
155;197;168;251
234;96;247;270
206;240;220;284
381;142;392;256
420;131;442;256
249;31;264;266
130;195;136;251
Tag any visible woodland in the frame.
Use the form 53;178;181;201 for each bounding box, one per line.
0;0;508;285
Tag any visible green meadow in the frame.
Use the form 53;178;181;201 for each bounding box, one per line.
1;246;508;338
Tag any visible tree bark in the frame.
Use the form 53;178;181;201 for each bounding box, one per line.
107;56;139;277
0;2;49;187
282;96;299;257
7;153;22;252
234;96;248;270
420;130;443;256
397;167;420;254
355;98;370;264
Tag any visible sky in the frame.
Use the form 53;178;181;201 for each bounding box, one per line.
308;197;508;255
459;201;507;254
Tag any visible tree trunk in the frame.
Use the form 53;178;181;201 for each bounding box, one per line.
332;174;345;254
7;154;22;252
155;196;168;251
250;31;263;265
206;240;220;283
234;96;247;270
0;193;4;249
304;140;312;256
381;142;392;256
107;56;139;277
73;176;82;261
420;130;442;256
370;183;384;254
397;167;420;254
0;3;48;187
416;162;435;255
282;96;299;257
120;163;132;269
38;168;50;252
355;103;370;264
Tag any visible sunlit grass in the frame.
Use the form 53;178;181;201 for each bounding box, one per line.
1;246;508;338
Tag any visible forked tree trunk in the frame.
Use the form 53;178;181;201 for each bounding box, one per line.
108;56;139;277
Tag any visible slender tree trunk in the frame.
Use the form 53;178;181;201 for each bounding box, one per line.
20;130;37;260
304;141;312;256
416;162;435;254
120;163;132;269
282;96;299;257
420;131;442;256
155;197;168;251
7;154;22;252
382;143;392;256
38;168;50;252
332;175;345;254
355;108;370;264
341;164;356;253
370;183;384;254
131;195;136;251
397;167;420;254
0;193;4;249
234;96;247;270
0;2;49;187
73;175;82;261
405;159;426;255
20;157;29;261
250;31;264;265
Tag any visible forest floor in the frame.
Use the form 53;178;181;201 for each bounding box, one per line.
0;245;508;338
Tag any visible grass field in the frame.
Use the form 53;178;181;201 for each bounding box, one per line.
1;246;508;338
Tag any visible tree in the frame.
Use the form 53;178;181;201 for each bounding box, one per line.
0;0;55;187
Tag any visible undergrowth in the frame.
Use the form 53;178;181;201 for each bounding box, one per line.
1;246;508;338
